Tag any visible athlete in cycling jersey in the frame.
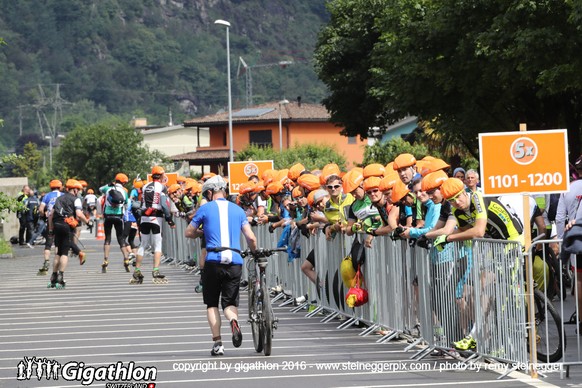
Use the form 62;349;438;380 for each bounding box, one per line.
436;178;525;351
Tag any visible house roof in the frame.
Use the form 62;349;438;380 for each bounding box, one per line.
170;149;231;163
183;101;331;127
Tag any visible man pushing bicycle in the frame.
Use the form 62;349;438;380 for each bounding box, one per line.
185;175;258;356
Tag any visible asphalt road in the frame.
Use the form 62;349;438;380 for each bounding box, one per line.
0;229;569;388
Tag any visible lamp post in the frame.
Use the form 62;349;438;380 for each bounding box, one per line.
45;136;53;170
278;99;289;151
215;19;234;163
45;134;65;170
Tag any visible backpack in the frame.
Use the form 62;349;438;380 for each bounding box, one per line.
107;188;125;208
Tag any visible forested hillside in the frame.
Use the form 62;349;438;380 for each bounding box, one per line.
0;0;329;151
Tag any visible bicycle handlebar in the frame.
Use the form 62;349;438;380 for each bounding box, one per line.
241;247;287;259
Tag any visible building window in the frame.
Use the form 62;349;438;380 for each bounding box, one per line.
249;130;273;147
348;136;357;144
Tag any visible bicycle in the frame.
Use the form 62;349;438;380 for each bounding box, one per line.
241;247;287;356
528;236;566;363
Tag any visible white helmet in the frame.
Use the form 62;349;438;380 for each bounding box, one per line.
201;175;227;193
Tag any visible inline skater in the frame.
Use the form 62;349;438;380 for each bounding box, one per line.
131;166;175;284
99;173;132;273
47;179;89;288
37;180;65;275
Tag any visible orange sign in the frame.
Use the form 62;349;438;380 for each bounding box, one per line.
228;160;274;194
479;129;569;195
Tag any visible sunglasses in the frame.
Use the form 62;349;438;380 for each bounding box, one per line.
446;190;464;203
326;184;341;190
294;195;305;200
366;188;380;195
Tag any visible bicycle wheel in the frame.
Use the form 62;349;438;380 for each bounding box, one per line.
261;274;273;356
532;289;565;363
248;278;263;353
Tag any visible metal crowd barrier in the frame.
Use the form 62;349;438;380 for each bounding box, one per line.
529;238;582;378
160;221;544;374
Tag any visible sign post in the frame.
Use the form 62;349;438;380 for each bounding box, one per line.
479;126;569;378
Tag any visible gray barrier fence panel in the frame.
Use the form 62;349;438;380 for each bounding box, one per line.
159;221;536;367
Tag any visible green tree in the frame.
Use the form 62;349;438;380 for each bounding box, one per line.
54;120;168;188
12;142;42;178
362;137;429;166
315;0;582;160
235;143;346;171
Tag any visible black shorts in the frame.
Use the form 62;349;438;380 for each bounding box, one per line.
202;262;242;310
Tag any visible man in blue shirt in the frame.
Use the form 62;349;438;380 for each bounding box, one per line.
185;175;257;356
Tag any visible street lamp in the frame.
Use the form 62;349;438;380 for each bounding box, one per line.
45;134;65;170
278;99;289;151
215;19;234;163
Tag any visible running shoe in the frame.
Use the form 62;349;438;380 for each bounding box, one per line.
210;342;224;356
453;335;476;351
230;319;242;348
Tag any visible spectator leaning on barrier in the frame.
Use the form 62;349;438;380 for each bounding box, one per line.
322;173;354;240
362;176;397;239
185;175;258;356
398;176;441;240
422;171;455;240
433;177;525;351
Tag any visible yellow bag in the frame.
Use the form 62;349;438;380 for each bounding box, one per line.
340;256;357;288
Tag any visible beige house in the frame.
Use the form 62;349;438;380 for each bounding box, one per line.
139;122;210;173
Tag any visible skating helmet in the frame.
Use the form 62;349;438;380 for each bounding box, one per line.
151;166;165;176
115;173;129;184
49;179;62;189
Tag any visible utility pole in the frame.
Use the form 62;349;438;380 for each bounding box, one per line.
236;57;293;107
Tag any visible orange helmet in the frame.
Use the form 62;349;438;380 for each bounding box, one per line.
65;179;82;190
440;178;465;199
201;172;216;182
342;168;365;194
152;166;165;176
185;181;202;194
49;179;62;189
363;163;386;178
265;181;284;196
379;172;400;192
168;184;181;194
239;181;256;195
320;163;341;185
262;169;275;182
78;180;88;188
307;190;317;207
297;174;321;192
133;178;146;189
391;181;411;203
422;170;449;192
177;175;187;183
115;173;129;184
292;185;305;199
393;153;416;170
363;176;382;192
254;180;266;193
87;189;94;194
288;163;306;181
276;169;290;184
